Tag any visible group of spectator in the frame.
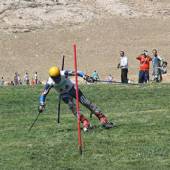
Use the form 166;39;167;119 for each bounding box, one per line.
0;49;168;86
89;49;167;84
0;72;40;86
117;49;167;84
90;71;113;83
13;72;39;85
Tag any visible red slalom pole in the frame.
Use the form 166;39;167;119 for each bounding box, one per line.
73;44;83;155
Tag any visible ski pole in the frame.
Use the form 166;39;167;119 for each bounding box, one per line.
28;111;41;132
57;94;61;123
57;55;65;124
61;55;65;70
94;79;139;85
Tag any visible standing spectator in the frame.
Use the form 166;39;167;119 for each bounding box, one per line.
152;49;163;82
14;72;19;85
18;74;22;85
91;70;100;81
136;50;152;83
0;77;4;86
117;51;128;83
34;72;38;84
24;72;30;85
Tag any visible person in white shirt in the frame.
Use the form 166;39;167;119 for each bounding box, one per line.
34;72;38;84
24;72;29;85
18;74;22;85
117;51;128;83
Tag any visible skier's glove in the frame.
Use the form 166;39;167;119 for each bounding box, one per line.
83;75;95;83
38;105;45;113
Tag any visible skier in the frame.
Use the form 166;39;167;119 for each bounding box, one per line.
38;66;114;132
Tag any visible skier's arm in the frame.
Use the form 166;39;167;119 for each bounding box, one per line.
39;83;53;112
64;70;85;78
64;70;93;82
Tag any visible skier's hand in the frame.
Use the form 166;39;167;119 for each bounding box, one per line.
83;75;94;83
38;105;45;113
83;74;88;81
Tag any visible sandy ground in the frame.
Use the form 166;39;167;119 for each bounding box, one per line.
0;0;170;82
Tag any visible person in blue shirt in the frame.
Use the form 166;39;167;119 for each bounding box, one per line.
152;49;162;82
38;66;114;132
91;70;100;81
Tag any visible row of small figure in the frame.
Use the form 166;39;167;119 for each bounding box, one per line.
0;72;41;86
13;72;40;85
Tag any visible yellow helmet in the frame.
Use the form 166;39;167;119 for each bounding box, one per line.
48;66;60;78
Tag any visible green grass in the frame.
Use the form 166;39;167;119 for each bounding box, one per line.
0;84;170;170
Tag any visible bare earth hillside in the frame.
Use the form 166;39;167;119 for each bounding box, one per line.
0;0;170;82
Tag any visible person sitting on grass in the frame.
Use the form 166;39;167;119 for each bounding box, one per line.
107;74;113;83
38;66;114;132
91;70;100;81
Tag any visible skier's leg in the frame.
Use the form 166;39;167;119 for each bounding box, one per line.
61;93;91;131
70;87;114;128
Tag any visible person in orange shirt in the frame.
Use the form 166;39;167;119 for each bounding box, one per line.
136;50;152;83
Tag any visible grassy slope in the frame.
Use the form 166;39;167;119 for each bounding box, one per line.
0;84;170;170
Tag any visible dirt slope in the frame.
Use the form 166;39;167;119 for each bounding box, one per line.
0;0;170;82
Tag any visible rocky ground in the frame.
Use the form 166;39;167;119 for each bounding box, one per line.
0;0;170;82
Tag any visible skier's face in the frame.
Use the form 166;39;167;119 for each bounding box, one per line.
52;76;61;83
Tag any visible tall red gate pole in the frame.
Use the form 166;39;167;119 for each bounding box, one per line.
73;44;83;155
